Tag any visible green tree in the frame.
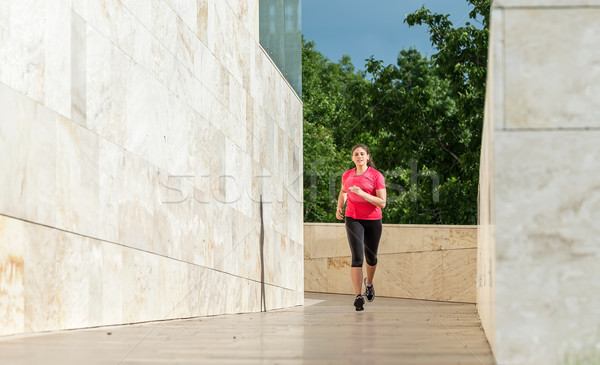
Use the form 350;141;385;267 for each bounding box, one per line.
302;39;369;222
400;0;490;224
363;49;462;224
302;0;490;224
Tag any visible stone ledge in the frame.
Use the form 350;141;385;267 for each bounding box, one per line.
304;223;477;303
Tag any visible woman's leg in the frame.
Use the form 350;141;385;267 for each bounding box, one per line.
345;217;365;296
351;267;363;296
365;263;377;285
363;219;383;285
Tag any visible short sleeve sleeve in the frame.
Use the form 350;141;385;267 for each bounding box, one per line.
342;169;351;189
375;171;385;190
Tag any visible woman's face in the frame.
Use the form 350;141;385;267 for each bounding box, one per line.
352;147;369;168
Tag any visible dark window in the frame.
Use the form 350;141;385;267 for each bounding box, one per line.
259;0;302;98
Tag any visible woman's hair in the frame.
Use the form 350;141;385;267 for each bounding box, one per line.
351;144;376;169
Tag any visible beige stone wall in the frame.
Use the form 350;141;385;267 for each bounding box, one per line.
0;0;303;336
479;0;600;363
476;5;500;356
304;223;477;303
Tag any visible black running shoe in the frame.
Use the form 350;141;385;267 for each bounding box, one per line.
354;294;365;311
364;278;374;302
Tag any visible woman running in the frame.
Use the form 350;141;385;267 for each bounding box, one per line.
336;144;386;311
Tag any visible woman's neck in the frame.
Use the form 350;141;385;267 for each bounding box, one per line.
355;166;368;175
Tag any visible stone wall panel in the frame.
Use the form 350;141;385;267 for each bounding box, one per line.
0;0;302;336
304;224;477;303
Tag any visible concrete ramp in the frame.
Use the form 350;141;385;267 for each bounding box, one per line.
0;293;494;364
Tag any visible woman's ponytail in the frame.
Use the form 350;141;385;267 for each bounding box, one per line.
367;158;376;169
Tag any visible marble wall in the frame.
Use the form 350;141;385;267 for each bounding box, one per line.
0;0;303;336
304;223;477;303
478;0;600;363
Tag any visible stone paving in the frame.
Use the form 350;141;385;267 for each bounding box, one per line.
0;293;495;364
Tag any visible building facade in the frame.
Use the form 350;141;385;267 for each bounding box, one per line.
479;0;600;363
0;0;303;336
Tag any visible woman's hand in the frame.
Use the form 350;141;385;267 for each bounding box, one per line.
336;206;344;220
349;186;386;209
349;185;365;197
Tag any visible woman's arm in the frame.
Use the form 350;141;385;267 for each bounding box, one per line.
336;185;347;220
349;186;386;209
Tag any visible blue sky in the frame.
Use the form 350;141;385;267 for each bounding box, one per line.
302;0;477;70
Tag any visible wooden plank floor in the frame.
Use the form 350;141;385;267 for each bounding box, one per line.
0;293;495;364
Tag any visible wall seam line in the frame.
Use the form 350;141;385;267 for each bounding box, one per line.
0;212;296;292
497;127;600;132
307;247;478;260
495;5;600;10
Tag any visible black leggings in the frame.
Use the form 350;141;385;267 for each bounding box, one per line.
345;217;382;267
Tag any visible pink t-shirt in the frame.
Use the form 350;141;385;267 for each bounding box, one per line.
342;167;386;220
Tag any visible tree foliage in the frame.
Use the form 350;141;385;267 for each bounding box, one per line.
302;40;369;222
303;0;490;224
